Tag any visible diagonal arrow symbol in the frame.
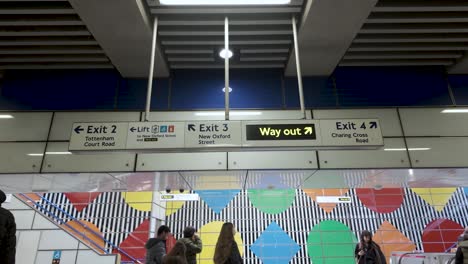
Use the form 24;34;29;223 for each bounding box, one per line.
370;122;378;129
188;124;196;131
74;126;84;134
304;126;313;135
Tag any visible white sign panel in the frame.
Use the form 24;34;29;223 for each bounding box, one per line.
5;194;12;203
126;122;185;149
185;121;242;148
160;193;199;201
319;119;384;146
316;196;352;203
69;122;128;150
242;120;321;147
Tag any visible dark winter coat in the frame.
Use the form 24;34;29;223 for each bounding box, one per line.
455;240;468;264
0;206;16;264
146;238;166;264
179;237;202;264
355;242;386;264
226;241;242;264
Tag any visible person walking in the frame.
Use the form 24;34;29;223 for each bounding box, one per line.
163;241;188;264
179;227;202;264
455;233;468;264
146;225;171;264
0;190;16;264
213;222;242;264
355;230;386;264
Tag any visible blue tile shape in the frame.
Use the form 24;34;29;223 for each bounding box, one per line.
250;221;300;264
195;190;240;214
464;187;468;197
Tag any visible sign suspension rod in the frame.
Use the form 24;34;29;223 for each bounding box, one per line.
145;16;159;121
292;16;306;119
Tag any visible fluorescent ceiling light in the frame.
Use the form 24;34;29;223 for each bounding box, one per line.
27;153;44;157
195;111;263;116
441;108;468;113
219;49;233;59
160;0;290;5
222;87;233;93
0;114;14;119
409;169;414;176
384;148;431;151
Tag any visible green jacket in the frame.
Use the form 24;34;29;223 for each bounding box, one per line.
179;237;203;264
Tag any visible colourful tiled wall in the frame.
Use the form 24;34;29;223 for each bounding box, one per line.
33;192;152;262
167;188;468;264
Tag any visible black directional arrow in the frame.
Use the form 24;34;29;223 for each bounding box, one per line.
130;127;136;132
370;122;378;129
188;124;196;131
74;126;84;134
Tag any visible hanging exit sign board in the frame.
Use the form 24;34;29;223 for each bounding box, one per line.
69;119;383;151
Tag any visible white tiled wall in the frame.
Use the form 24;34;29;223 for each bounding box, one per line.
8;196;119;264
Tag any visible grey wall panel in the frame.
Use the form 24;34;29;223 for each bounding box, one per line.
49;112;140;141
137;153;227;171
318;138;410;169
313;109;402;137
0;142;45;173
399;108;468;136
0;112;52;141
42;142;135;172
228;151;318;170
407;137;468;167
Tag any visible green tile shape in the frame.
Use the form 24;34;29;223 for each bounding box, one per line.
248;189;296;214
307;220;358;264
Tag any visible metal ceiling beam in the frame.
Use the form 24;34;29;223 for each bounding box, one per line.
360;23;468;34
367;12;468;23
0;40;98;46
348;43;468;51
68;0;169;77
286;0;378;76
162;40;292;45
0;63;113;69
151;7;301;14
0;30;91;37
170;63;284;69
0;9;75;15
159;30;292;36
354;33;468;43
0;46;104;54
340;59;454;66
0;56;109;62
373;3;468;12
344;51;464;59
159;19;292;26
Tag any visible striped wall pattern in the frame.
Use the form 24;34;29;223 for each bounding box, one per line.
37;192;150;252
167;188;468;264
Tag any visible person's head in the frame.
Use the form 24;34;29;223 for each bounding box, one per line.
0;190;6;206
157;225;171;240
219;222;236;240
360;230;372;244
464;227;468;235
183;226;196;238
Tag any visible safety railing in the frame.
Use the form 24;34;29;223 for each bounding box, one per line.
19;193;142;264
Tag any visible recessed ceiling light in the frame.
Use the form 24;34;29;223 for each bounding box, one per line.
384;148;431;151
222;87;233;93
441;108;468;113
0;114;14;119
160;0;290;5
219;49;233;59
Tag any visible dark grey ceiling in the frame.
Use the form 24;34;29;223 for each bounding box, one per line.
147;0;304;69
0;0;112;70
341;0;468;68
